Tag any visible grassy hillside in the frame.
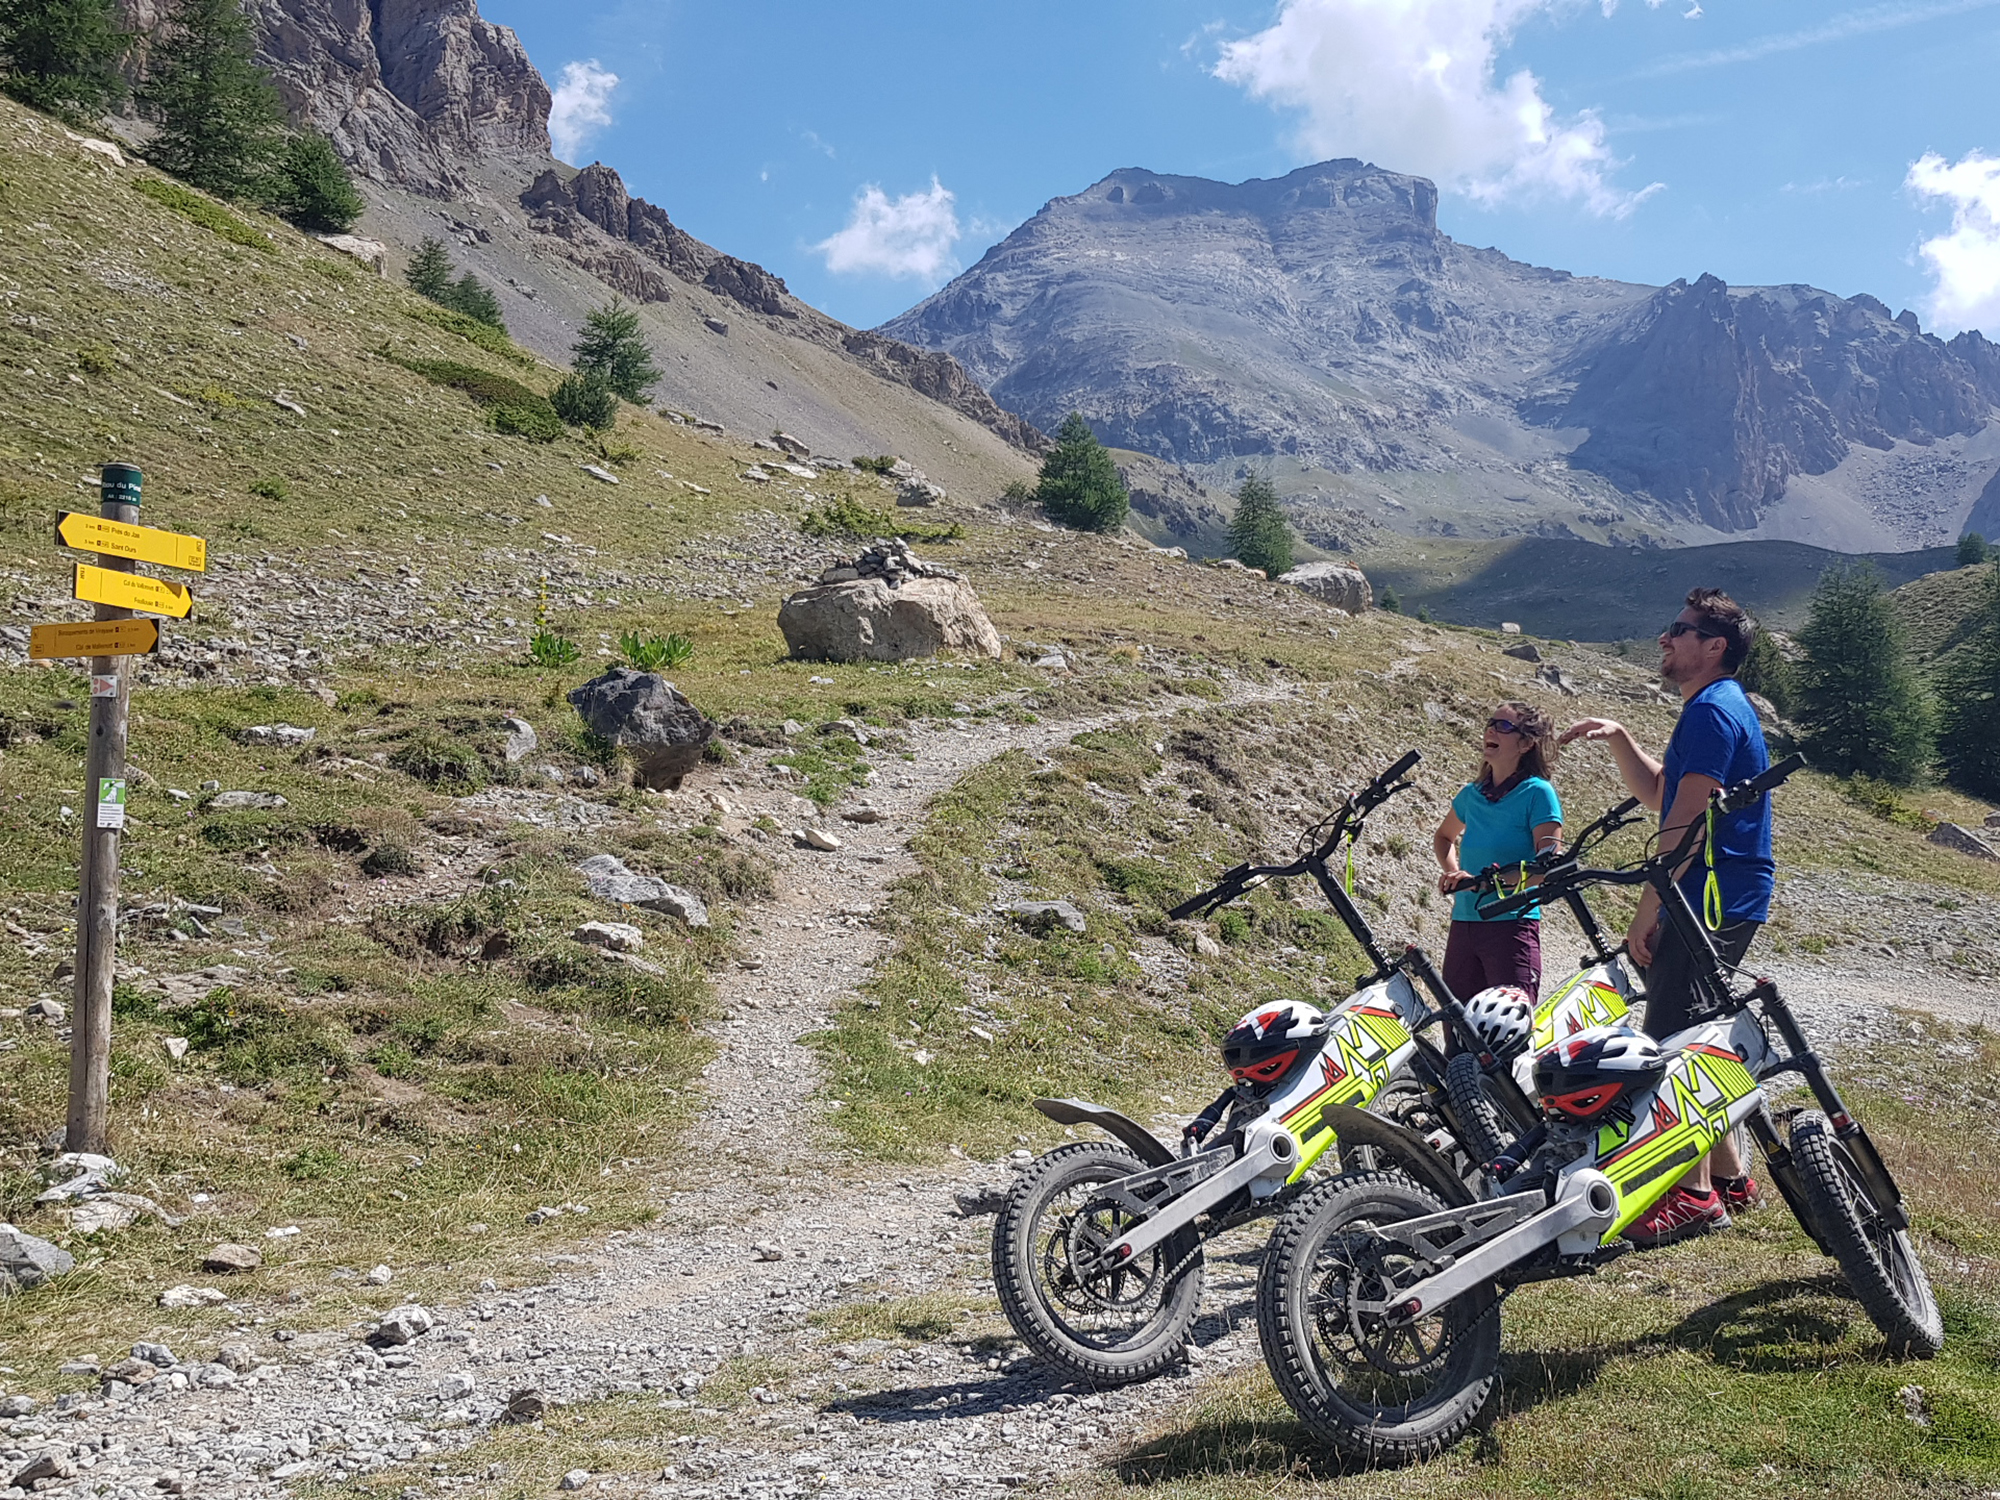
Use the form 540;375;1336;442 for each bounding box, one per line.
1;98;1997;1495
1363;536;1958;641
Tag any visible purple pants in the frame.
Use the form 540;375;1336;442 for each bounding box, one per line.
1442;918;1542;1003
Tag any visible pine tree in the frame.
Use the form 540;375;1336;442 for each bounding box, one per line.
404;237;453;302
551;371;618;429
1737;630;1795;717
141;0;285;199
1938;566;2000;796
1959;531;1989;567
446;271;504;329
1795;562;1934;784
1227;474;1292;577
1379;586;1400;613
267;130;362;233
0;0;128;122
571;298;659;402
1035;412;1129;533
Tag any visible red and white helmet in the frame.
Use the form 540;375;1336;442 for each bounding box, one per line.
1465;986;1534;1060
1221;1003;1330;1096
1532;1025;1668;1123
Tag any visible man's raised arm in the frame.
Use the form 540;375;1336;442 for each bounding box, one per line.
1558;718;1668;811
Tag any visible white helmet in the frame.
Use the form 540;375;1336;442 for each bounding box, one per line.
1465;986;1534;1060
1220;1002;1330;1095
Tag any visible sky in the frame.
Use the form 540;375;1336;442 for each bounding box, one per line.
479;0;2000;336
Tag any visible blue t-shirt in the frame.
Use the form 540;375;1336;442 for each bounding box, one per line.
1451;776;1562;922
1662;677;1774;923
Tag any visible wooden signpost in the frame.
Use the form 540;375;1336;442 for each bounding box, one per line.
31;462;208;1155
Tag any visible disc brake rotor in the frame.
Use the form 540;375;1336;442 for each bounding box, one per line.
1050;1194;1162;1313
1312;1233;1452;1378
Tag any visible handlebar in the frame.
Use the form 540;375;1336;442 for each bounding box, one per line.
1166;750;1422;921
1475;754;1806;921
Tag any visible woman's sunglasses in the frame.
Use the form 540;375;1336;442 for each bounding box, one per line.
1486;717;1524;735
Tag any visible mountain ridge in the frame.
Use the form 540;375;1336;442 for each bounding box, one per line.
882;160;2000;552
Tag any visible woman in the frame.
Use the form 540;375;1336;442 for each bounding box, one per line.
1432;701;1563;1001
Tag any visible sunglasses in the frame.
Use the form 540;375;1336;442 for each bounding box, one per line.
1663;620;1724;640
1486;717;1525;735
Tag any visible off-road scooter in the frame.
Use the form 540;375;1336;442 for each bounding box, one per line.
992;751;1609;1386
1255;754;1944;1466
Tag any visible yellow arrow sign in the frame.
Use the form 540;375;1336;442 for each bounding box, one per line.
56;512;206;572
73;563;193;618
29;618;161;659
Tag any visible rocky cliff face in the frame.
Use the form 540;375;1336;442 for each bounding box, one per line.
1538;276;2000;531
119;0;550;196
884;161;2000;545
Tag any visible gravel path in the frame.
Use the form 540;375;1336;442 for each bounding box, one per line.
1;701;1971;1500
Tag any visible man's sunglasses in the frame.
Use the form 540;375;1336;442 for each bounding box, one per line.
1663;620;1724;640
1486;717;1525;735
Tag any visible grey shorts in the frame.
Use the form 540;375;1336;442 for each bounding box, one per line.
1640;918;1760;1039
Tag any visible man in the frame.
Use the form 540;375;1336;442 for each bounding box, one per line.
1558;586;1772;1246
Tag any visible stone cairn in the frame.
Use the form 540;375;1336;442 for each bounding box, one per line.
816;538;963;588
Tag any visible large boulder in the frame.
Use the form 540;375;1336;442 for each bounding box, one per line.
567;669;715;790
1279;561;1373;613
780;577;1001;663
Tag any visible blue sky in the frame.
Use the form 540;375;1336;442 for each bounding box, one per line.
479;0;2000;336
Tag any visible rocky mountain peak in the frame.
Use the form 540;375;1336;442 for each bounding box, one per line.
117;0;550;196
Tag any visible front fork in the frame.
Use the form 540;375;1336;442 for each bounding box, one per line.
1746;980;1911;1237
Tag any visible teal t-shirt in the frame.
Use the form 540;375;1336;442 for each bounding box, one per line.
1451;776;1563;922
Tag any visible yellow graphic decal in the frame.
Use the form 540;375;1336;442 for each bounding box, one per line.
1533;975;1630;1051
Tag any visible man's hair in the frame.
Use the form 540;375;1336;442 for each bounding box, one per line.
1685;586;1755;673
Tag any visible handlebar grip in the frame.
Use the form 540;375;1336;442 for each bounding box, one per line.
1382;749;1421;784
1476;885;1543;921
1609;796;1641;820
1718;752;1806;814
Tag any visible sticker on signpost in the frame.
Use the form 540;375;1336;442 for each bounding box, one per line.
91;674;118;698
95;778;127;829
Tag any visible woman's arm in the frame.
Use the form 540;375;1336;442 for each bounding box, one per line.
1531;819;1561;855
1433;809;1469;895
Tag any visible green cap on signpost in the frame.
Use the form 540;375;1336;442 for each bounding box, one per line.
100;462;142;508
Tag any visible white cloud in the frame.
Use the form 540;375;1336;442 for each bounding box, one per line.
814;177;962;283
1909;150;2000;335
549;60;619;161
1642;0;2000;76
1213;0;1660;218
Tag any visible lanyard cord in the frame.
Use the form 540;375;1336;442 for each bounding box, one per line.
1702;804;1724;931
1345;838;1355;898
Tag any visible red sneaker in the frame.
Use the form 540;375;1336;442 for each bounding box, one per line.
1625;1186;1731;1248
1716;1174;1759;1212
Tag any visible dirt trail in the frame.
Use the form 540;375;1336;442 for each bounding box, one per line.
5;696;1957;1500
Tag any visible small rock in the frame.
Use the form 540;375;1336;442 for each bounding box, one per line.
561;1470;590;1491
238;723;315;747
133;1340;176;1367
0;1394;34;1417
438;1372;476;1400
797;828;841;851
156;1284;227;1309
209;790;288;811
1193;931;1223;958
373;1304;433;1345
580;465;620;484
704;316;729;336
102;1357;156;1384
527;1205;563;1225
12;1453;76;1489
364;1263;392;1286
1502;641;1542;663
951;1184;1009;1217
567;669;715;790
1927;822;1998;861
1984;809;2000;829
572;920;645;953
576;854;710;927
503;1387;548;1423
0;1223;76;1291
161;1036;189;1060
214;1343;256;1374
69;1198;141;1234
1002;900;1087;936
840;806;885;824
1500;621;1522;634
202;1243;262;1274
26;996;63;1021
752;1243;785;1262
501;716;539;763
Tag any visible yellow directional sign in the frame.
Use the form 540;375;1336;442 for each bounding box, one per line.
56;512;206;572
73;563;193;619
29;618;161;659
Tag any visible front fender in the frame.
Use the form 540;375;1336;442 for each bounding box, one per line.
1033;1097;1176;1167
1319;1102;1475;1207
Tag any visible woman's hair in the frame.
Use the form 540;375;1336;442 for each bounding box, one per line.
1478;700;1558;787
